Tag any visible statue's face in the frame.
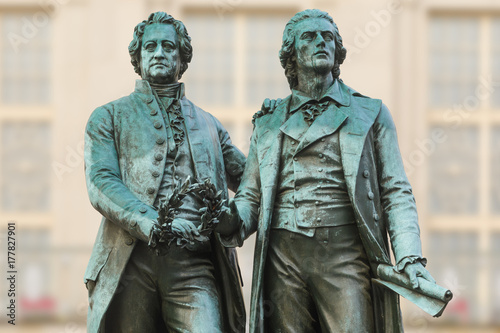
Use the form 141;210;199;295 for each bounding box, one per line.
140;23;180;84
294;18;336;75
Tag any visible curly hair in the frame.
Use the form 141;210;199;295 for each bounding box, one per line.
279;9;347;89
128;12;193;79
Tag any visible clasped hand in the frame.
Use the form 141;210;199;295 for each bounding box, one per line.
403;262;436;289
171;218;200;241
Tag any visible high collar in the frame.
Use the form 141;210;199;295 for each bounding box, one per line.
134;79;186;100
289;79;350;113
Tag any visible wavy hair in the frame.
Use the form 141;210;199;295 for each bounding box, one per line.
128;12;193;79
279;9;347;89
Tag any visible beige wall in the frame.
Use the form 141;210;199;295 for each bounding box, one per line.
0;0;498;331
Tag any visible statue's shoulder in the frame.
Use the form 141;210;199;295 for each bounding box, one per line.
95;92;138;113
87;91;141;128
340;81;383;113
181;97;214;120
341;81;380;102
180;98;224;130
252;95;291;125
182;97;205;114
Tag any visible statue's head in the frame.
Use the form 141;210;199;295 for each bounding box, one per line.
279;9;346;89
129;12;193;84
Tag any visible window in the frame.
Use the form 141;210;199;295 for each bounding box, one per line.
1;122;51;212
492;19;500;107
1;11;51;104
0;11;53;215
426;14;500;325
0;9;54;322
428;17;479;108
183;10;294;153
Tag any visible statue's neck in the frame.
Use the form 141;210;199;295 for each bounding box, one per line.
295;71;334;100
149;81;182;98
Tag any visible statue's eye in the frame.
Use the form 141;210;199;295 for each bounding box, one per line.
162;42;176;53
301;32;314;41
323;33;334;42
144;42;156;51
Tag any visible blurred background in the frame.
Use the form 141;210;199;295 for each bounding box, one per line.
0;0;498;332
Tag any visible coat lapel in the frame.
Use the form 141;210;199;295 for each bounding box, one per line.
257;96;290;231
294;104;348;154
257;97;290;167
182;98;215;183
339;97;381;201
279;109;308;142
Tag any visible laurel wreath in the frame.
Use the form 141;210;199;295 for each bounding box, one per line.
148;176;225;256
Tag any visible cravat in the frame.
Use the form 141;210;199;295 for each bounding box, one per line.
299;100;331;125
150;84;186;150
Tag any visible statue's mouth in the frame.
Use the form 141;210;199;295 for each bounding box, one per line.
314;50;328;56
151;63;169;68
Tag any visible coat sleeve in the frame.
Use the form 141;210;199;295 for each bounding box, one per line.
221;127;261;247
214;116;246;192
373;104;423;264
84;105;157;242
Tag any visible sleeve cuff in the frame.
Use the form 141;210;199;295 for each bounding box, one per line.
394;256;427;273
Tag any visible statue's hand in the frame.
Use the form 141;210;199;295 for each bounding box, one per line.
214;199;240;236
403;262;436;289
261;98;283;115
253;98;283;124
171;218;200;241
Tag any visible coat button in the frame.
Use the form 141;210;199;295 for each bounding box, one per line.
294;203;299;208
125;238;134;246
316;218;321;222
150;110;158;116
374;213;380;221
147;97;154;104
154;122;163;129
175;175;179;180
318;168;323;172
319;153;323;158
363;170;370;178
156;137;165;145
155;154;163;161
147;188;155;194
152;171;160;178
315;201;320;206
293;157;298;161
291;141;296;145
139;206;147;213
368;192;374;200
321;138;325;142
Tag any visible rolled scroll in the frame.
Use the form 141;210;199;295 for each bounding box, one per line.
373;264;453;317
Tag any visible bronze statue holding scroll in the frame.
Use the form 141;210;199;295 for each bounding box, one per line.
218;9;451;332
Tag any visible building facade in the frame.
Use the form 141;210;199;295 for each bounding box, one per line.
0;0;498;331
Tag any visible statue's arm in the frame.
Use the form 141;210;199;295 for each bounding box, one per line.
218;128;261;247
373;103;423;262
84;106;156;242
374;103;437;287
215;117;246;192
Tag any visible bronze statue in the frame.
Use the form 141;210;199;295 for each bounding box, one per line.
219;9;444;332
83;12;246;333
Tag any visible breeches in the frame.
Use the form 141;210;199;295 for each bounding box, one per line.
104;240;222;333
264;225;374;333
